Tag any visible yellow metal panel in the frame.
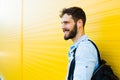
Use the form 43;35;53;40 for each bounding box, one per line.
0;0;21;80
23;1;68;80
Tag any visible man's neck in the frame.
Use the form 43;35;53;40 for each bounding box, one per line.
72;32;85;43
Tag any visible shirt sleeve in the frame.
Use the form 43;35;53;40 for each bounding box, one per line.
73;42;98;80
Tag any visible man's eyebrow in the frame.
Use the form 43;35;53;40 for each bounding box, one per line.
61;21;69;24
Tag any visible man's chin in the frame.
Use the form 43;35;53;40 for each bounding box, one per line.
64;36;70;40
64;38;69;40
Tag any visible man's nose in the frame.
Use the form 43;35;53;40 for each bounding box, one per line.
61;24;65;29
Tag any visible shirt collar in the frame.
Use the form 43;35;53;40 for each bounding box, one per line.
70;35;88;53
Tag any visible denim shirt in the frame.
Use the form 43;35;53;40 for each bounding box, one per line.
66;35;99;80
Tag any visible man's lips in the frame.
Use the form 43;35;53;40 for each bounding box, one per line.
63;31;69;35
63;29;69;32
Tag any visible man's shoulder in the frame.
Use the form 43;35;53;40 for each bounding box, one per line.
78;39;91;47
77;39;97;53
76;40;98;60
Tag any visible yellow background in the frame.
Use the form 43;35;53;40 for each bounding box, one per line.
0;0;120;80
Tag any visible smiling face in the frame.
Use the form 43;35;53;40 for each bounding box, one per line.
61;14;77;40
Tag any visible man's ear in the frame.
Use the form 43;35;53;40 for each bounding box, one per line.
77;19;83;28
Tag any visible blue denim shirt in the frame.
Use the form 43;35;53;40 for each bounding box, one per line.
66;35;99;80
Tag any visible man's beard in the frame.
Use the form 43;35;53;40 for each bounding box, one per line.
64;24;77;40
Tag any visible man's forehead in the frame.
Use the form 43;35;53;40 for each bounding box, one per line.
61;14;73;21
62;14;72;19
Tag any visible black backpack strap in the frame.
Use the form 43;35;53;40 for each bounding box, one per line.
67;48;76;80
88;39;102;65
67;39;101;80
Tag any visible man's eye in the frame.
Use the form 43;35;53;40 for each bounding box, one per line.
64;22;69;24
61;21;69;24
64;22;68;24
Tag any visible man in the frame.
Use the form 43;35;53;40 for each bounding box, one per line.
60;7;99;80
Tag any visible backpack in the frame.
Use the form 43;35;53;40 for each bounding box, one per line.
67;39;119;80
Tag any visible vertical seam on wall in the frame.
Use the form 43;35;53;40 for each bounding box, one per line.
21;0;23;80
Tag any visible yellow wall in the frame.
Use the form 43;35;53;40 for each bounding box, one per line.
0;0;21;80
0;0;120;80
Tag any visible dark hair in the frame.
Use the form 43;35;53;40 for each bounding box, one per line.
60;7;86;27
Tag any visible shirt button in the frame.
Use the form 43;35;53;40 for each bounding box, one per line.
85;66;88;68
